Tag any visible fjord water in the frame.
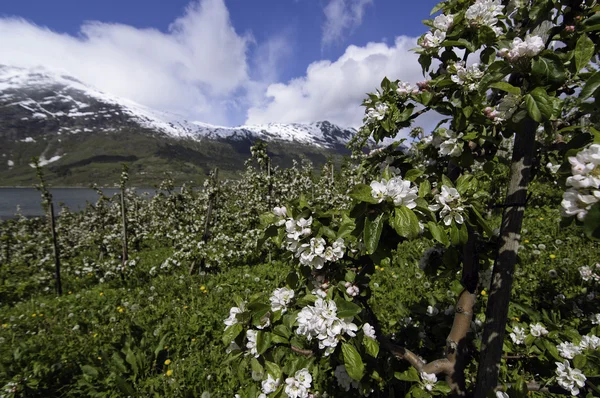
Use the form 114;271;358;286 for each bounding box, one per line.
0;188;155;219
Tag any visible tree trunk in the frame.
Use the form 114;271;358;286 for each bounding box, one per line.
49;203;62;296
190;168;218;275
121;187;128;273
475;120;537;395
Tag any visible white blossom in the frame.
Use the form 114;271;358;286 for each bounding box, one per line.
370;177;418;208
296;298;357;355
246;330;259;357
557;342;582;359
547;162;561;174
285;377;309;398
555;360;586;396
429;185;465;225
451;62;484;91
579;335;600;350
270;287;295;313
366;103;389;123
509;326;526;345
420;372;437;391
396;81;418;97
421;29;446;49
466;0;505;35
561;145;600;220
433;14;454;31
530;323;548;337
426;305;439;316
499;36;545;61
590;313;600;325
437;129;464;157
262;374;281;394
224;303;246;329
363;323;376;340
273;206;287;218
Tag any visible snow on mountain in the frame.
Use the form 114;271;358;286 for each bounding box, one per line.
0;65;356;148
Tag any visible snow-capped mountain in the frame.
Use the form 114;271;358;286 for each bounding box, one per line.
0;65;356;148
0;65;357;186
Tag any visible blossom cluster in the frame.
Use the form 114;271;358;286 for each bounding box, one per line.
283;368;312;398
579;264;600;282
283;215;346;269
499;36;545;61
509;322;548;345
420;13;453;49
451;62;484;91
296;298;358;355
557;335;600;359
429;185;465;225
270;287;295;313
396;81;419;98
435;129;464;158
370;176;418;208
555;360;587;396
561;144;600;221
465;0;504;36
365;102;389;124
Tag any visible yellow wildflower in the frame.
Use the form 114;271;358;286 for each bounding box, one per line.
32;313;37;317
481;290;487;296
549;254;556;259
166;370;173;377
164;359;172;365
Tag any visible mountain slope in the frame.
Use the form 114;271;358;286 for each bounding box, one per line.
0;65;358;186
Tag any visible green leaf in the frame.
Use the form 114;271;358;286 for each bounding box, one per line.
531;55;566;87
525;88;554;122
274;325;292;339
542;339;562;361
363;337;379;358
264;360;282;379
427;221;449;246
364;213;385;254
573;354;587;369
335;298;363;318
581;71;600;100
418;180;431;198
583;202;600;240
489;81;521;95
342;343;364;381
81;365;99;378
525;94;542;123
429;2;444;15
250;357;265;381
338;214;356;239
471;208;494;237
222;323;243;346
286;272;298;289
404;169;424;182
575;34;595;73
349;184;380;204
125;348;139;375
394;367;420;382
393;207;421;239
256;331;272;355
450;222;460;246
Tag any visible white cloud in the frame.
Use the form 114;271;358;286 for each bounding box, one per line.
0;0;250;125
246;36;443;135
322;0;373;47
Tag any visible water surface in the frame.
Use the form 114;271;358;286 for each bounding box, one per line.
0;188;154;219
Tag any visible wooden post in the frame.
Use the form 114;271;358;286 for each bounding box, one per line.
49;202;62;296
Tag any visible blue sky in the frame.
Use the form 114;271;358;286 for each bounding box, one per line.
0;0;440;128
